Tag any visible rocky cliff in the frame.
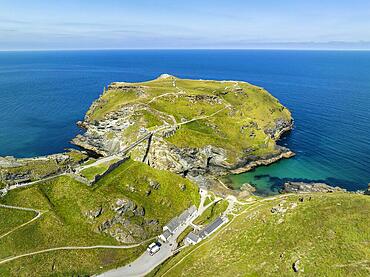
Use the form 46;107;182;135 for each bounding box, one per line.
72;75;294;186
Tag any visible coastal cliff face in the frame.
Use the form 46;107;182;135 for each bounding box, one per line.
72;75;293;185
0;151;88;185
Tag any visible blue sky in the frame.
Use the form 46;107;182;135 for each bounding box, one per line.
1;0;370;50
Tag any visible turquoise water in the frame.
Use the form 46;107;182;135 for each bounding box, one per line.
0;50;369;192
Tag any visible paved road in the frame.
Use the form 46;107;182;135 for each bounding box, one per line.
99;218;191;277
100;240;174;277
100;189;212;277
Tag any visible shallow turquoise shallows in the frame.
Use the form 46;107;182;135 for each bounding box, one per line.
0;50;369;192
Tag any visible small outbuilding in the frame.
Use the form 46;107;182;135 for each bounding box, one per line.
159;229;172;242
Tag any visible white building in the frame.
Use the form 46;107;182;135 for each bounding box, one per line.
185;232;201;245
158;229;172;242
163;205;197;234
185;217;225;245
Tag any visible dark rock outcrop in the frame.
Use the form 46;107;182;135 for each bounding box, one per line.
364;184;370;195
282;182;347;194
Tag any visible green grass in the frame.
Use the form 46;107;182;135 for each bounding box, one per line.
139;110;164;128
153;193;370;277
0;159;200;276
203;196;212;207
93;159;200;224
81;158;97;166
176;226;194;245
0;207;36;234
65;150;88;163
84;76;292;165
86;88;141;121
0;247;144;277
80;159;120;181
193;200;228;225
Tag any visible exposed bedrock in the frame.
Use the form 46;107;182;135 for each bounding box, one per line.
71;76;295;187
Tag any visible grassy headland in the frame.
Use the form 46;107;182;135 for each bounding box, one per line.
80;75;292;166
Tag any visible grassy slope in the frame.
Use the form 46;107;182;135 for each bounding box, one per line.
193;199;228;225
0;159;199;276
0;208;36;234
85;76;292;164
93;159;200;224
80;158;120;181
154;193;370;277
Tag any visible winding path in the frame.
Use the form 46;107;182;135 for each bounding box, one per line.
0;204;43;240
0;203;155;266
0;238;155;266
160;194;291;276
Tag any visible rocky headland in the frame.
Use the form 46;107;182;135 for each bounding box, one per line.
72;74;294;187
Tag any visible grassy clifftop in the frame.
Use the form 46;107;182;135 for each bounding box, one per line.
75;75;293;175
153;193;370;276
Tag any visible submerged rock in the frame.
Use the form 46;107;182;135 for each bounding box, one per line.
240;183;256;193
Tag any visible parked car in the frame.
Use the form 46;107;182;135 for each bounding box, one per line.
149;245;160;256
147;242;161;256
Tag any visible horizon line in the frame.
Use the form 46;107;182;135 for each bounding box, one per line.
1;47;370;52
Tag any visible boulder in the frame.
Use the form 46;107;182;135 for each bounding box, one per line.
85;206;104;219
179;183;186;191
149;180;160;190
292;259;302;272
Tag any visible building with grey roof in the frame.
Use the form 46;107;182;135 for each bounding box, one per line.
163;217;181;233
185;232;201;245
178;205;197;223
163;205;197;234
184;217;225;246
199;217;224;239
159;229;172;242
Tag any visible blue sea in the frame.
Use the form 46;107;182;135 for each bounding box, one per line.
0;50;369;193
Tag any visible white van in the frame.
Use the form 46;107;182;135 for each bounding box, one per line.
149;245;160;256
147;242;160;256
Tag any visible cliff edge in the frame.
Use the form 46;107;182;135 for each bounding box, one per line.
72;75;294;185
